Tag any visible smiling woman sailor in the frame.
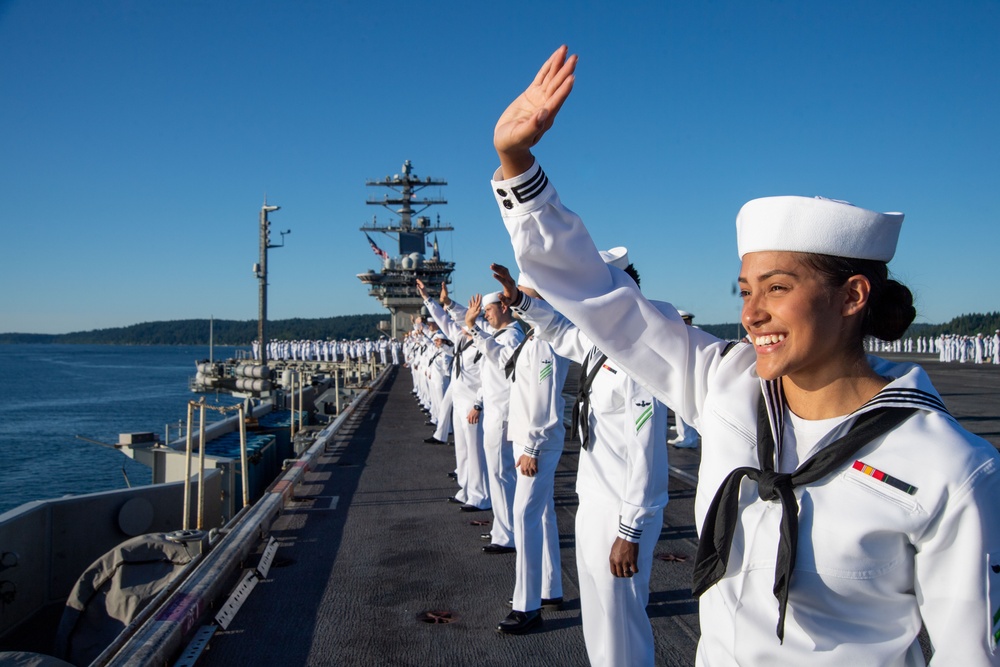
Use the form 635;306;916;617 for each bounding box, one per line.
489;45;1000;666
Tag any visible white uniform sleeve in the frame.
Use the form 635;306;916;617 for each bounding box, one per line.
618;380;671;542
470;323;521;370
446;301;468;322
916;456;1000;665
493;163;733;429
424;298;466;344
513;295;593;364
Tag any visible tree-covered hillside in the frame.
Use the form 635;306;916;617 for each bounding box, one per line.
2;312;997;346
0;315;387;345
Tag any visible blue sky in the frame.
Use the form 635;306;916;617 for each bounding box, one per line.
2;0;997;334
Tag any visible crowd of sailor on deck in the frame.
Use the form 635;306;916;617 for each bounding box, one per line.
251;337;401;365
384;281;999;665
397;262;697;660
866;331;1000;363
349;47;1000;667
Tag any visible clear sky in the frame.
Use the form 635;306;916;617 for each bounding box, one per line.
2;0;997;334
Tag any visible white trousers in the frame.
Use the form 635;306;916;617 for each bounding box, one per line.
483;417;516;547
433;382;454;442
511;443;563;611
428;374;449;424
453;394;489;509
576;496;661;667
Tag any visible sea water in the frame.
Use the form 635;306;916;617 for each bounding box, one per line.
0;344;247;515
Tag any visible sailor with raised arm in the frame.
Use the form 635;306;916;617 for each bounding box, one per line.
491;261;669;664
464;291;524;553
489;45;1000;666
494;272;569;635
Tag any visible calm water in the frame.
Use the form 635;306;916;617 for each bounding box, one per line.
0;344;247;515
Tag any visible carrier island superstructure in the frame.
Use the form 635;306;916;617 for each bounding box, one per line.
356;160;455;339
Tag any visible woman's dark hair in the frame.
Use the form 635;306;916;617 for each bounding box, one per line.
801;253;915;342
624;263;641;288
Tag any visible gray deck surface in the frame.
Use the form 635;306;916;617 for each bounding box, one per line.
197;356;999;666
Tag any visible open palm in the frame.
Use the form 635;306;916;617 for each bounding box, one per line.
494;46;577;160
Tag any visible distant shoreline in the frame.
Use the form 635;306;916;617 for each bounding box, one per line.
2;311;997;345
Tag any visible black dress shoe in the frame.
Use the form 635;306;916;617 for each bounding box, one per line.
497;609;541;634
508;597;563;610
482;544;516;555
447;496;463;504
460;504;486;512
423;436;446;444
447;471;457;479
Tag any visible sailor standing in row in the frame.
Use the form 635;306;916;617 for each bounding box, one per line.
465;291;524;553
493;259;670;665
496;272;569;634
426;332;454;436
418;279;491;511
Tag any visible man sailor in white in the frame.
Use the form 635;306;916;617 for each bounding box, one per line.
495;273;569;634
489;46;1000;666
492;260;669;664
465;291;524;553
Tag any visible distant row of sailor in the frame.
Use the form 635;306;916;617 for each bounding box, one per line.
866;332;1000;364
251;337;401;365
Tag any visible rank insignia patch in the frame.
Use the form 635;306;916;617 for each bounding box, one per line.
634;402;653;433
852;460;917;495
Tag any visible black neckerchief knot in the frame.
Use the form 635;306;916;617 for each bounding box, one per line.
755;471;792;502
691;389;916;644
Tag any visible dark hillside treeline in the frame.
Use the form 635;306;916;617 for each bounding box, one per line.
700;314;1000;342
2;312;997;346
0;315;387;345
910;312;1000;338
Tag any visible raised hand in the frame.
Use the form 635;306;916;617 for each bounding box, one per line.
490;263;519;307
415;278;428;299
465;294;482;330
439;281;451;306
494;45;578;178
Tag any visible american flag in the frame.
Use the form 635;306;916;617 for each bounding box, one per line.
365;232;389;260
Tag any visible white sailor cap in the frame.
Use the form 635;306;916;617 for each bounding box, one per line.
599;246;630;269
432;331;447;341
736;196;903;261
482;292;502;306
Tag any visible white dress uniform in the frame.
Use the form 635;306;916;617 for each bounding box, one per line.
425;298;490;510
506;331;569;613
469;317;525;548
512;294;669;667
427;337;453;430
492;162;1000;666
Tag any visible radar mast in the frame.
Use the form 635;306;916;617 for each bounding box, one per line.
357;160;455;338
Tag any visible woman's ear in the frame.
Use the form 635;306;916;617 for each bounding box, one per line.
842;274;872;317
